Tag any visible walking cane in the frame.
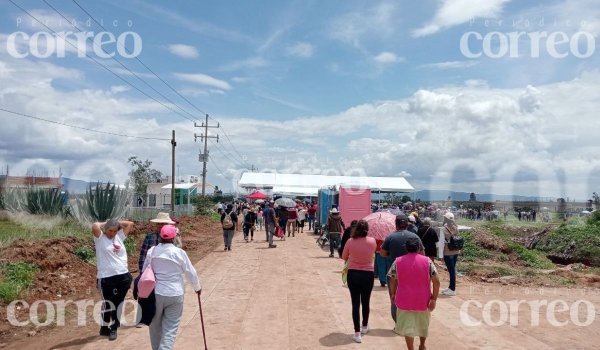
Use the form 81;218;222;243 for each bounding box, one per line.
197;292;208;350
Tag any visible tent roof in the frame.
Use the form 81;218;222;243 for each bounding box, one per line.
272;186;319;196
239;172;414;193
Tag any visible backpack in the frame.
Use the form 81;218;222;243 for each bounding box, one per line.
222;212;234;229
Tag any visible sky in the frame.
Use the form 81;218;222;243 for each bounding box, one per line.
0;0;599;199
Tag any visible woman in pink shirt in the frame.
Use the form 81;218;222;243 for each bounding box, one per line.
342;220;377;344
388;237;440;350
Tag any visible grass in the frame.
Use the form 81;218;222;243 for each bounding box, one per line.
74;245;95;265
208;212;221;222
457;229;491;262
0;262;38;303
536;222;600;266
483;222;554;269
0;211;88;249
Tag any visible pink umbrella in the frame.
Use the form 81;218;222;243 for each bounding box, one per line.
363;211;397;241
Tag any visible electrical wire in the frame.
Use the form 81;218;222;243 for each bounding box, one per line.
71;0;208;118
0;107;171;140
41;0;198;123
8;0;195;124
210;139;248;169
69;0;255;170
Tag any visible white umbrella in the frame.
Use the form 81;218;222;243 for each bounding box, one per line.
275;197;296;207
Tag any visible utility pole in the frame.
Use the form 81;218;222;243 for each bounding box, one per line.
171;130;176;215
194;114;219;196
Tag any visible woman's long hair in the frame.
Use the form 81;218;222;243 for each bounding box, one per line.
351;220;369;238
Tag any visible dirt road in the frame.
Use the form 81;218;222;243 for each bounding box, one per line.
65;230;600;349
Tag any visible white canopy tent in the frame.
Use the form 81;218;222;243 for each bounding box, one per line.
238;172;414;196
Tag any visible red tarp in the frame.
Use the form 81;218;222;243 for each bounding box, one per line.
246;191;269;200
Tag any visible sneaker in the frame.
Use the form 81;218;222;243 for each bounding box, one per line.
135;323;144;328
441;288;450;293
329;253;334;257
352;333;362;343
268;244;277;248
108;330;118;341
361;325;369;335
441;289;456;296
228;247;232;251
224;247;228;251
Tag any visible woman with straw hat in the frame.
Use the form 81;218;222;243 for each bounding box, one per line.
135;212;175;327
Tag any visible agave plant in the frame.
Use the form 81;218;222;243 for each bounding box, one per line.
72;182;131;223
25;187;66;215
2;188;26;212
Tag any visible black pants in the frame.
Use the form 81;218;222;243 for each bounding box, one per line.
133;274;156;325
97;272;132;331
347;269;374;333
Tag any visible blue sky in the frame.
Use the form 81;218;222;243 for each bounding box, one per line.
0;0;599;198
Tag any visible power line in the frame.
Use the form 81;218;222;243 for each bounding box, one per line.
210;139;247;169
68;0;255;171
71;0;208;118
8;0;195;124
0;107;171;140
41;0;198;123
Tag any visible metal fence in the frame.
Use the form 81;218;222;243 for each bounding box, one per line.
124;204;194;222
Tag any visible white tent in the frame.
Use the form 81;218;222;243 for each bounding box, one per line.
238;172;414;196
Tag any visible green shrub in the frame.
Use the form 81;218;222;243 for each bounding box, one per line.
74;245;95;264
194;195;215;216
537;224;600;266
0;262;38;303
25;188;65;215
72;182;131;223
124;237;136;257
458;230;491;262
0;281;20;303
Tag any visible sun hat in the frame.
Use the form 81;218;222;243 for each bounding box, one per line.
330;208;339;214
408;215;416;223
160;224;178;239
444;212;455;220
151;212;175;224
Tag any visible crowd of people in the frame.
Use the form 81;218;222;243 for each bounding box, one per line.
331;208;461;349
217;200;318;250
90;197;463;350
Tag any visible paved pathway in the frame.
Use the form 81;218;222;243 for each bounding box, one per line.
80;230;566;349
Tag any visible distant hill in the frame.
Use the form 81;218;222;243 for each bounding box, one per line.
413;190;545;202
60;177;91;194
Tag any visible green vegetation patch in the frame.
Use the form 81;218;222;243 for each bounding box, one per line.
0;262;38;303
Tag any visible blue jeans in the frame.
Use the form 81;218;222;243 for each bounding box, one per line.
375;253;389;286
444;255;458;291
329;233;341;255
307;215;315;230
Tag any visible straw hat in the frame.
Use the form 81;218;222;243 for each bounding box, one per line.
151;212;175;224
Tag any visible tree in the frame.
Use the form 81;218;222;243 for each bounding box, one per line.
593;192;600;210
401;195;412;203
128;157;163;195
469;192;477;202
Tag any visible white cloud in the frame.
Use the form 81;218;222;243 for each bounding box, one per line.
373;51;402;64
173;73;231;90
285;42;314;58
413;0;510;37
110;85;129;94
419;60;479;70
219;56;268;72
167;44;199;59
329;2;398;48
